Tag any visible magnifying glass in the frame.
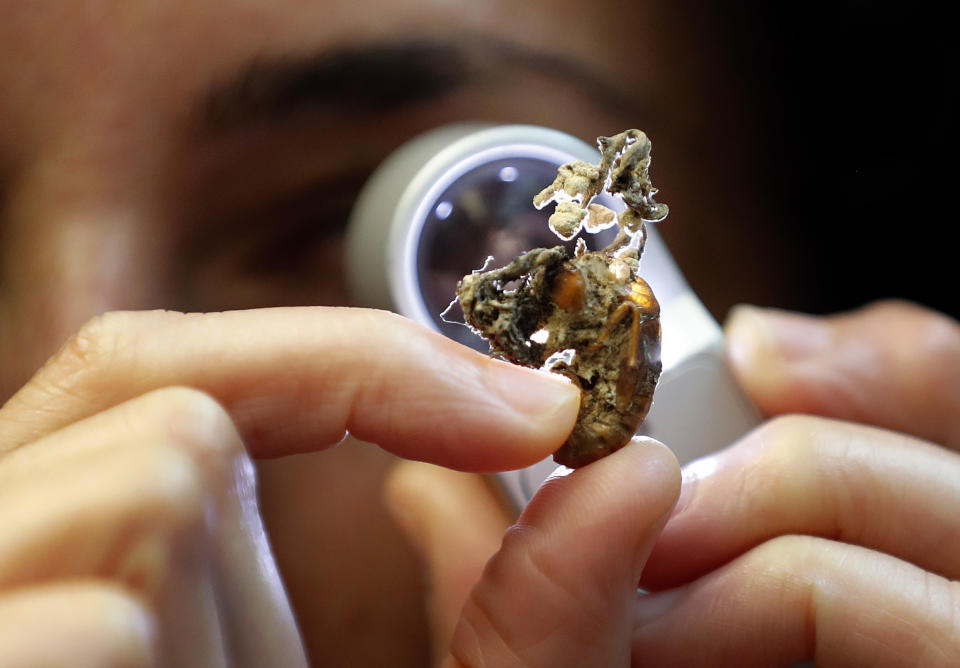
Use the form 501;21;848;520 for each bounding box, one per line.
346;124;760;509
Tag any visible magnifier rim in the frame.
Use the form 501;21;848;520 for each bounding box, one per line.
388;124;609;331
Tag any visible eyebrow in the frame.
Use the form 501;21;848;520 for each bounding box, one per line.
196;36;647;134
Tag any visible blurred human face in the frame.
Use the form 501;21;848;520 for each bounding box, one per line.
0;1;767;664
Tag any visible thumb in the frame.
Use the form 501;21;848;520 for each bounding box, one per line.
384;463;510;666
445;438;680;668
725;300;960;448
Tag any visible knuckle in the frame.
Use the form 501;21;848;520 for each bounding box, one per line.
84;586;156;658
859;298;958;325
54;311;136;375
9;312;141;425
760;532;815;555
143;386;243;462
749;535;863;584
858;300;960;358
135;445;208;528
860;297;924;318
51;310;190;378
747;534;819;576
748;414;851;505
910;310;960;384
753;414;821;460
735;418;807;520
854;298;950;330
0;585;155;666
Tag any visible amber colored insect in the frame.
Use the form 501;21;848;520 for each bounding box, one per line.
589;277;658;367
457;128;669;467
547;255;661;467
550;268;587;312
457;245;662;468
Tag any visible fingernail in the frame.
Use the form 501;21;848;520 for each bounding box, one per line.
634;588;683;627
485;359;580;419
669;454;717;518
725;305;832;373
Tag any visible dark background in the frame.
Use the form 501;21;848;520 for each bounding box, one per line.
721;1;955;318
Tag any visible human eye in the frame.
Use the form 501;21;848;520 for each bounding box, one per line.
171;166;373;312
234;173;363;276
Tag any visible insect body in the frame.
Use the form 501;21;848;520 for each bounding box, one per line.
588;276;658;368
458;243;661;467
457;129;668;467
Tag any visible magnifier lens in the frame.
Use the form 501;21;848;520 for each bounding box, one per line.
347;125;620;351
417;156;614;350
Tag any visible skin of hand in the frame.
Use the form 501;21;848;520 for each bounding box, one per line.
386;300;960;666
0;308;578;665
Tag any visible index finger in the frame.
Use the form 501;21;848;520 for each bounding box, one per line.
0;308;579;471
